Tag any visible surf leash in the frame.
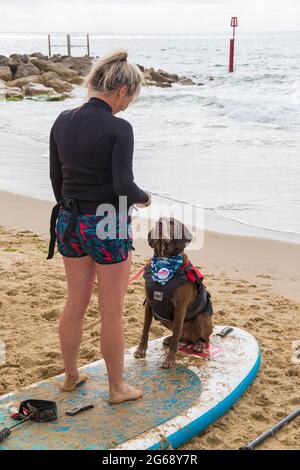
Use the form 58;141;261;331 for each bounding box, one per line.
239;407;300;450
0;399;57;443
128;258;151;284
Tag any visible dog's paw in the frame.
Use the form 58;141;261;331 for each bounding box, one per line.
134;347;147;359
192;342;204;353
161;355;176;369
163;336;172;347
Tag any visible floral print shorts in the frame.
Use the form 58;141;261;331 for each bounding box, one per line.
55;207;134;264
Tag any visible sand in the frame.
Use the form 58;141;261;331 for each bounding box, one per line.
0;189;300;450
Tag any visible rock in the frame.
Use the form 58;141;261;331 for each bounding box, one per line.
178;77;195;85
0;65;12;81
26;92;70;102
13;63;40;79
31;58;79;80
41;71;62;82
44;78;73;93
69;76;84;85
49;63;79;80
136;63;144;72
65;57;93;76
45;94;64;101
42;71;76;91
7;75;42;88
40;57;88;81
157;69;179;81
9;53;30;64
50;54;64;61
4;87;24;101
8;63;18;76
22;82;56;96
143;71;152;80
29;58;48;72
141;66;194;88
0;55;9;66
142;80;158;87
147;67;174;83
30;52;48;60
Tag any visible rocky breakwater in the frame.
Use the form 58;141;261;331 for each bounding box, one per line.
0;53;93;101
0;53;197;102
137;64;196;87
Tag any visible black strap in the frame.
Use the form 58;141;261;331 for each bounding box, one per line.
19;399;58;423
190;267;203;286
47;198;78;260
47;199;63;260
62;199;78;243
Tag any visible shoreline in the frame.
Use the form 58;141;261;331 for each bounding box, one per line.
1;130;300;246
1;188;300;303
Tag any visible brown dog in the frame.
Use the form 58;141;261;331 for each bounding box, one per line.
134;216;213;369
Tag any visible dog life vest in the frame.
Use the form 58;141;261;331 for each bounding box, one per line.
143;259;213;323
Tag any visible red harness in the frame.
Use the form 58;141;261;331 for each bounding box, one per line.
178;260;204;284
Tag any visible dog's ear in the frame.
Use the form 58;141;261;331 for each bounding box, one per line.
148;219;165;247
171;218;193;253
147;228;155;248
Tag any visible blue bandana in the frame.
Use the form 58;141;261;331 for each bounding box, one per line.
150;255;183;285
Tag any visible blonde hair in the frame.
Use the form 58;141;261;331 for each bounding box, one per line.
83;48;144;100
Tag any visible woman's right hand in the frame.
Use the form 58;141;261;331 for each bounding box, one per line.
135;191;152;208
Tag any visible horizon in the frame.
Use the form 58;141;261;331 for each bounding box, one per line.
1;30;300;35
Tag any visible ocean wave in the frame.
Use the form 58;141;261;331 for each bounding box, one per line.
215;203;268;213
201;96;300;126
138;92;206;104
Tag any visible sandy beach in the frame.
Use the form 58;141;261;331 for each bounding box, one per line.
0;189;299;450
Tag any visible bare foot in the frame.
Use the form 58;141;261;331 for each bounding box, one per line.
60;373;88;392
108;383;143;404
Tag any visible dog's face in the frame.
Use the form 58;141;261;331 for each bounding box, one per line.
147;217;193;257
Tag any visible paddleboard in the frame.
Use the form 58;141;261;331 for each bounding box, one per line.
0;325;260;450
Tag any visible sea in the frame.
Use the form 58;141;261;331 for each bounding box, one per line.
0;32;299;242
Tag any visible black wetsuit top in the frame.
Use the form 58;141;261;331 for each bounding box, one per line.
49;96;149;213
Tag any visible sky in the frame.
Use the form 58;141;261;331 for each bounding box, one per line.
0;0;299;33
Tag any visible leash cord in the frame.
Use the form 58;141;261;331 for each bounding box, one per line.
0;415;32;443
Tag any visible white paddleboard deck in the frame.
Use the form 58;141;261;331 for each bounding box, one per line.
0;325;260;450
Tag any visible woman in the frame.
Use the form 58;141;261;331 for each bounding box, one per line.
47;49;151;404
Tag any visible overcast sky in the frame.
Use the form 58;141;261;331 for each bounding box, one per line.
1;0;299;33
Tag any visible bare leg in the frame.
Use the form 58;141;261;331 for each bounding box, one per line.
96;251;143;404
59;255;96;391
